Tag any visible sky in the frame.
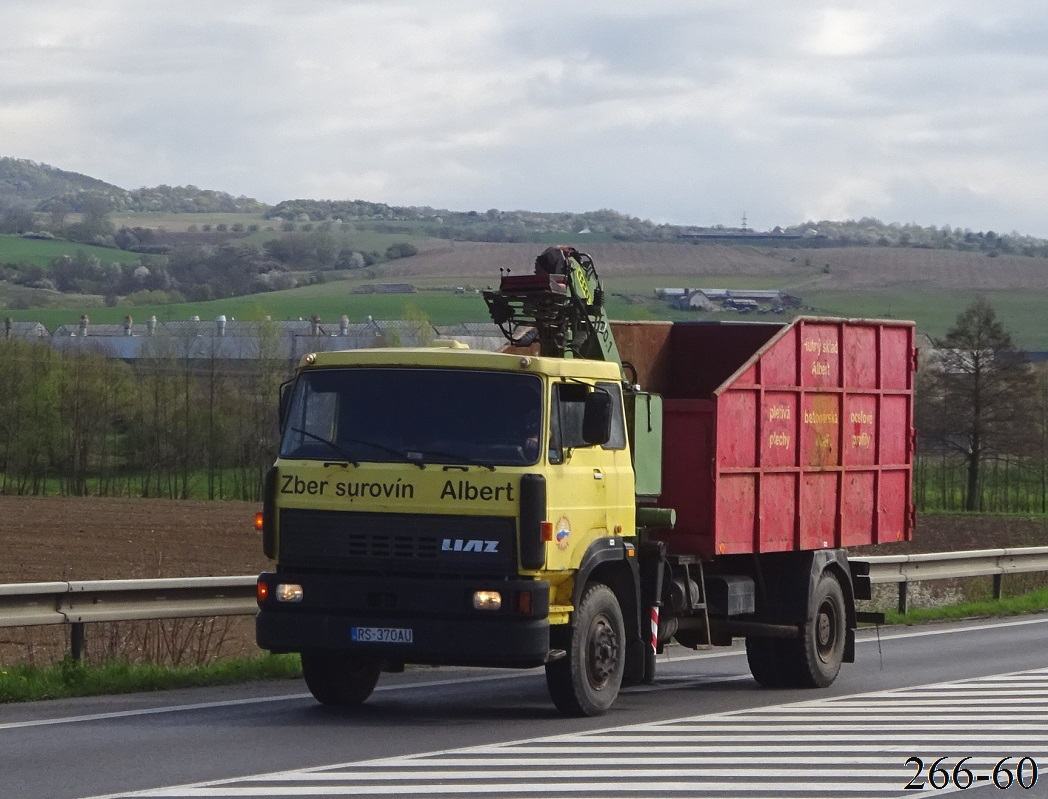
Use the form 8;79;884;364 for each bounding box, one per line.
3;1;1048;236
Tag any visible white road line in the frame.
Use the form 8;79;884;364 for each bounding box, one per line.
857;615;1048;640
0;671;533;731
101;784;913;797
0;693;310;731
238;767;900;781
296;755;942;766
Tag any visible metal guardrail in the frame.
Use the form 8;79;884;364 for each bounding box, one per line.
853;546;1048;614
1;547;1047;659
0;576;257;660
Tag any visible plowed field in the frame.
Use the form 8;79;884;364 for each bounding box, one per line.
0;496;268;667
0;495;267;584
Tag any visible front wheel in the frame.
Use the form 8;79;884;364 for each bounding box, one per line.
545;583;625;717
301;651;381;706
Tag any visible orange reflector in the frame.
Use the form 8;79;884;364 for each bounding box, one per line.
256;581;269;602
254;512;264;532
540;521;554;542
517;590;533;615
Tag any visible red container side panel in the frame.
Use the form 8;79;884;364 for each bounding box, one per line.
656;318;915;560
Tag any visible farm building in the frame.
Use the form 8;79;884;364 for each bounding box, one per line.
3;319;49;340
24;313;517;369
670;289;800;313
46;314;450;369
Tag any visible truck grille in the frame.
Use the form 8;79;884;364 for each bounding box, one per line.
278;508;516;575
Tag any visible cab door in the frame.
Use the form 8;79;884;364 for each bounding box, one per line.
593;380;635;541
543;380;617;571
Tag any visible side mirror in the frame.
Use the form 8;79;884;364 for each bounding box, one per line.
582;390;612;446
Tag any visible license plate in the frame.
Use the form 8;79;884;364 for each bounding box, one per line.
351;626;413;643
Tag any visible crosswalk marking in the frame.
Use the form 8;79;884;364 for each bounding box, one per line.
89;666;1048;799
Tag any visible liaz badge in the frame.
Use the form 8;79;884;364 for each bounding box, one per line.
555;515;571;551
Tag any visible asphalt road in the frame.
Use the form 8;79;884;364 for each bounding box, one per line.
2;614;1047;799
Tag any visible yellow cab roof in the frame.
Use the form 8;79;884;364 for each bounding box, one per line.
297;342;622;381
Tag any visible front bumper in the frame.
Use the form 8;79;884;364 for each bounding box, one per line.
256;571;551;668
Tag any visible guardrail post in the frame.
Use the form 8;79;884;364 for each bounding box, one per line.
897;581;908;615
993;573;1004;600
70;622;86;662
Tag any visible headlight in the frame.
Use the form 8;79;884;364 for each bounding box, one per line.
276;583;304;602
472;590;502;611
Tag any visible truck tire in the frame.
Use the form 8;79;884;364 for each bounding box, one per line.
301;651;381;706
797;571;847;687
745;636;793;688
746;571;846;688
545;583;625;717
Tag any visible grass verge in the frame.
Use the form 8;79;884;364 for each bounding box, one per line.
0;653;301;704
880;587;1048;626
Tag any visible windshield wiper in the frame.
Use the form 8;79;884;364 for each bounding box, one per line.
289;427;359;465
425;449;497;471
290;428;429;469
340;434;427;469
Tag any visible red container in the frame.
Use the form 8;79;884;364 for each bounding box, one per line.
614;318;915;559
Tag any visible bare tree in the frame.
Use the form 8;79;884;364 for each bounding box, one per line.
926;298;1036;510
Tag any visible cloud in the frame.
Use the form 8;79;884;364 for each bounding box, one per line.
1;1;1047;235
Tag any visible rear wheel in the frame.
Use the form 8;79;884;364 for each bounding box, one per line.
545;583;625;717
797;572;846;687
301;651;381;706
746;571;846;689
745;635;793;688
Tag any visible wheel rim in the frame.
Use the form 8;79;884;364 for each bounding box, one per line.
585;612;619;690
815;597;839;664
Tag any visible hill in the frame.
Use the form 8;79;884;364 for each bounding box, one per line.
0;158;118;206
0;157;267;214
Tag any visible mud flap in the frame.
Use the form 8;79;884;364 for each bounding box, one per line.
622;637;647;686
844;626;855;663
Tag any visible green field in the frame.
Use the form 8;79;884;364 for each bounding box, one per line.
804;289;1048;349
107;211;270;232
2;215;434;267
2;282;489;328
0;234;143;268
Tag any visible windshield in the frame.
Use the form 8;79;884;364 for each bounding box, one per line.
280;367;543;467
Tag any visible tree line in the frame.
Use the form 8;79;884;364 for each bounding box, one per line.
267;199;1048;256
1;220;419;308
0;333;287;501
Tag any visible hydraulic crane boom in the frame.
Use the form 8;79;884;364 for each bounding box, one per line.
483;246;623;374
